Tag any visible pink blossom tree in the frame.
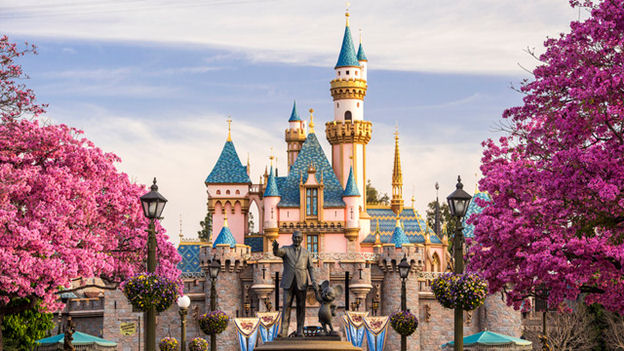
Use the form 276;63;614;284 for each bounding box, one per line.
0;36;181;347
468;0;624;313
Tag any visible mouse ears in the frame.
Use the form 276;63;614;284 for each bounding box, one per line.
320;280;330;291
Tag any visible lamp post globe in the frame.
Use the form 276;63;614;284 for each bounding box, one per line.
177;295;191;309
140;178;168;219
447;175;472;351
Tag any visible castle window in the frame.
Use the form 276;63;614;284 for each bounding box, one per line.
226;190;230;195
338;71;341;76
355;71;359;76
235;189;240;195
216;190;221;195
357;102;360;108
337;103;339;108
346;70;350;75
306;188;318;216
344;111;352;121
307;234;318;254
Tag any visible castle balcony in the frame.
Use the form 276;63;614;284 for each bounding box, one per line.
249;183;263;196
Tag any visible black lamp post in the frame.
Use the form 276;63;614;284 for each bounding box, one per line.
208;260;220;351
139;178;167;351
447;176;472;351
398;255;411;351
177;295;191;351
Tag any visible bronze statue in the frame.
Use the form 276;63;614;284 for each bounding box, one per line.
272;231;318;337
316;280;342;336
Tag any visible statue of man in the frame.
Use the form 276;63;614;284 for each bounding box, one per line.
272;231;318;337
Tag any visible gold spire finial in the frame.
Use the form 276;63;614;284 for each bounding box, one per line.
179;214;183;240
475;172;479;193
391;123;404;215
374;219;381;246
226;117;232;141
223;212;229;227
359;28;363;44
269;147;274;167
345;2;350;26
309;108;315;133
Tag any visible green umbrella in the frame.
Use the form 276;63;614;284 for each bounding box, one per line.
442;331;532;348
37;331;117;346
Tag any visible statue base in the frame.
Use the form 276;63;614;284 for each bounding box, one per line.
256;337;361;351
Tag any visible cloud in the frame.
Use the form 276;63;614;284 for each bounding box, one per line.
3;0;581;74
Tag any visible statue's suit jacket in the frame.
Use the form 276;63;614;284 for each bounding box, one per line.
274;245;316;291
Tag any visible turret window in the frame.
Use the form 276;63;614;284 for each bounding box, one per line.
306;188;318;216
345;111;352;121
346;70;350;75
355;71;359;76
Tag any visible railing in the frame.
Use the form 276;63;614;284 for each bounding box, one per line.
181;271;206;279
249;184;263;194
69;298;104;311
416;272;446;293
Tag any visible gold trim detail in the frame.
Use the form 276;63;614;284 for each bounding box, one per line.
330;78;367;101
325;120;372;145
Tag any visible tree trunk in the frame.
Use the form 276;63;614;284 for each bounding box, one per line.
0;313;4;351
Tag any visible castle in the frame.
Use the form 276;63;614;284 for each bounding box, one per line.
58;11;524;351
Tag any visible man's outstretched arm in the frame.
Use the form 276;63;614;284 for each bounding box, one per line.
272;239;286;257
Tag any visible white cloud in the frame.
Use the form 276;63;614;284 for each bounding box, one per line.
3;0;580;74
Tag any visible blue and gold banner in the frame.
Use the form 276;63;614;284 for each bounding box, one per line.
344;311;368;348
256;312;281;344
234;317;260;351
364;316;390;351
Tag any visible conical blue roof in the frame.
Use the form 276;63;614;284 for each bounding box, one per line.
277;133;345;207
343;167;360;196
335;25;360;68
205;140;251;184
288;101;301;122
391;218;410;248
213;219;237;248
264;167;280;197
357;42;368;61
443;330;532;347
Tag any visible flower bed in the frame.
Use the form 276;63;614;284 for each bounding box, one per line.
390;310;418;336
158;337;178;351
189;337;208;351
432;272;488;311
198;310;229;335
122;272;178;312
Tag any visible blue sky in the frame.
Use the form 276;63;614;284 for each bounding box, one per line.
3;0;581;243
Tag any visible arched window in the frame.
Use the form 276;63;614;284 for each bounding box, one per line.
226;190;231;195
216;190;221;195
235;189;240;195
344;111;352;121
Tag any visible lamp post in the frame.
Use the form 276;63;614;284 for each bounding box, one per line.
208;260;221;351
139;178;168;351
177;295;191;351
447;176;472;351
398;255;411;351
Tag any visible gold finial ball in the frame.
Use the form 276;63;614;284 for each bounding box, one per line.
309;108;314;114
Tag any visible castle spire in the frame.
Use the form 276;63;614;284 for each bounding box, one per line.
308;108;315;133
391;125;404;215
226;117;232;142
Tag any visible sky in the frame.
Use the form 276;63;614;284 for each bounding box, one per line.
2;0;583;245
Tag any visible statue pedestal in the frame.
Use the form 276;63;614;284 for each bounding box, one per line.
256;337;361;351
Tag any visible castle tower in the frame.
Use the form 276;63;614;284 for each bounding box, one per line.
342;166;361;247
391;128;404;215
285;101;306;170
205;120;252;244
325;10;372;219
262;163;280;247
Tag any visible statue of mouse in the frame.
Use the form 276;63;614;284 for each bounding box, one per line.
316;280;343;336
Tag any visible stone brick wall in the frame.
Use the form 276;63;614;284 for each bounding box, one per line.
482;294;522;337
102;289;144;351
